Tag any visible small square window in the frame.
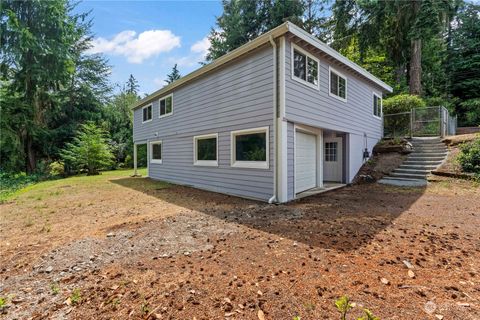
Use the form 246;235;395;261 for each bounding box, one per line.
159;94;173;118
231;127;269;169
292;46;319;88
194;134;218;166
142;104;152;123
329;68;347;101
150;141;162;164
373;93;382;118
325;142;337;162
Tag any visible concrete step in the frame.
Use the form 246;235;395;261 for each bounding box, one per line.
407;156;445;161
404;160;443;166
394;168;432;175
378;177;427;187
410;152;447;157
390;172;428;179
412;146;447;150
399;164;439;170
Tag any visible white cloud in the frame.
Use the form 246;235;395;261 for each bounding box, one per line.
88;30;181;63
190;37;211;59
153;77;165;87
168;36;211;68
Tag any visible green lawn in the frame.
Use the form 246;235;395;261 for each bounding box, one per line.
0;168;149;203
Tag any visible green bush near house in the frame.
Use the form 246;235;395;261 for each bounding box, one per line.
383;94;426;114
457;136;480;175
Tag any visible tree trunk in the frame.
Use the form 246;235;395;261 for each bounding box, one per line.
409;38;422;95
25;132;36;174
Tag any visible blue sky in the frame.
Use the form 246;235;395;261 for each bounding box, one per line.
75;1;222;95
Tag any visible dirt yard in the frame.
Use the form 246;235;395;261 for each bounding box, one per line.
0;169;479;320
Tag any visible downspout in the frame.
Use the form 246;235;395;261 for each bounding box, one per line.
268;35;277;204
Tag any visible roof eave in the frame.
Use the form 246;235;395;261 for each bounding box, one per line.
285;22;393;93
131;22;290;110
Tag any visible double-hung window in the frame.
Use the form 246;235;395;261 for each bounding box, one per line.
142;104;152;123
150;141;162;164
159;94;173;118
194;134;218;166
292;45;319;89
231;127;269;169
373;93;382;118
329;67;347;101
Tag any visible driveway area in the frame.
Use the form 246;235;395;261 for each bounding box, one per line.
0;170;479;319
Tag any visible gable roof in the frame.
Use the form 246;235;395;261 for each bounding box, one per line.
132;22;393;110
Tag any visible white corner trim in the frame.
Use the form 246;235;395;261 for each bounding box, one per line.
142;103;153;123
149;140;163;164
328;66;348;102
193;133;219;167
290;43;320;91
372;92;383;119
277;36;288;203
158;93;174;119
231;126;270;169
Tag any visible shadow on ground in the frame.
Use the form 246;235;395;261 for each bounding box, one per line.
112;177;425;252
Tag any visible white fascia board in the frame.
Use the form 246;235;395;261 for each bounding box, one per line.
285;22;393;93
132;23;290;110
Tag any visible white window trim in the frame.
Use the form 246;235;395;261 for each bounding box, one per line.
193;133;219;167
150;140;163;164
328;66;347;102
231;127;269;169
291;44;320;90
142;104;153;123
372;92;382;119
158;93;174;119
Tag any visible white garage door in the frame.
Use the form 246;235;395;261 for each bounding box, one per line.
295;131;316;193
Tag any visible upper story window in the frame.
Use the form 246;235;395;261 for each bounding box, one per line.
194;133;218;167
292;45;319;89
329;67;347;101
150;141;162;164
373;93;382;118
231;127;269;169
142;104;152;123
159;94;173;118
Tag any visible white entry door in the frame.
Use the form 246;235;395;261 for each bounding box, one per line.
323;137;343;182
295;131;317;193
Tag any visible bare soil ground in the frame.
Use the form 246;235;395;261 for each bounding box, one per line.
1;170;479;320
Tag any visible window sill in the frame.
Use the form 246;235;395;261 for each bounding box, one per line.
231;161;269;169
291;75;319;90
159;113;173;119
150;159;163;164
194;160;218;167
142;119;152;124
373;114;382;120
328;92;347;103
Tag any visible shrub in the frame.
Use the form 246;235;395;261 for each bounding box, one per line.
383;94;426;114
457;136;480;174
48;161;65;176
60;122;114;175
458;98;480;127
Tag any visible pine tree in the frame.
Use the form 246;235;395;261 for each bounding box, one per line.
126;74;139;95
206;0;304;61
165;64;181;84
60;122;114;175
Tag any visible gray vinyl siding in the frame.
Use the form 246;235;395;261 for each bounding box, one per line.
284;38;384;139
285;37;384;191
287;121;295;200
133;45;274;201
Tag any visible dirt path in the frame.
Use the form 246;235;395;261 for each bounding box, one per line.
0;171;479;319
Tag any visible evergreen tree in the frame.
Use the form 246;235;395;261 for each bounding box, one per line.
60;122;114;175
126;74;139;95
165;64;181;84
0;0;111;173
447;3;480;125
206;0;303;61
